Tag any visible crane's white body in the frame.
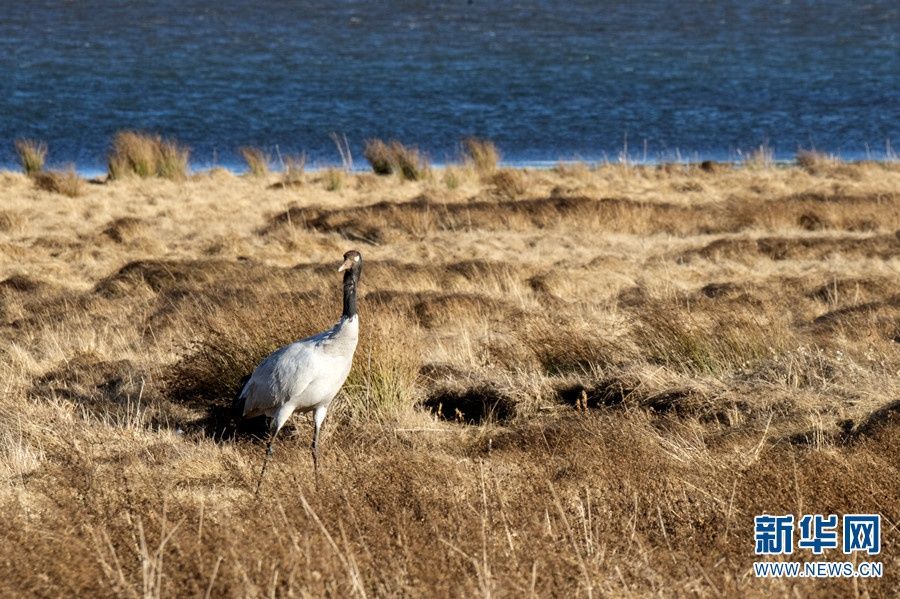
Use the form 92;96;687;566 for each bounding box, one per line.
240;315;359;437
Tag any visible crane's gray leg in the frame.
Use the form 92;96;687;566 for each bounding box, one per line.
254;434;276;497
311;406;328;488
255;412;289;497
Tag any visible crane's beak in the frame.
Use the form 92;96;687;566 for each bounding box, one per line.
338;257;354;272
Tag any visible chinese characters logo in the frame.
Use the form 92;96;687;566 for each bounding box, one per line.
755;513;880;556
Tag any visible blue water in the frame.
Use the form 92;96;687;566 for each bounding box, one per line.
1;1;898;171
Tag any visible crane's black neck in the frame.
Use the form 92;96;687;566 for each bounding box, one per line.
342;266;360;319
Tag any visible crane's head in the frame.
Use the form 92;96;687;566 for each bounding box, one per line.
338;250;362;274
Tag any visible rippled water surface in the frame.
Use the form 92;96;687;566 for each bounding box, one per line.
1;1;898;169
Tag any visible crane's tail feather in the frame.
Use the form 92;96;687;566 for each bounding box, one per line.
231;373;252;421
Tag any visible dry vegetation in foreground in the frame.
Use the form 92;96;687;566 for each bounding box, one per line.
0;158;899;597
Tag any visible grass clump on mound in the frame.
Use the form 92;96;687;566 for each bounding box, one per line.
462;137;500;175
239;146;271;177
279;154;306;187
14;139;47;175
490;168;527;198
108;131;190;180
796;150;841;175
363;139;430;181
321;167;344;191
363;139;393;175
33;168;86;198
741;144;775;169
13;139;85;197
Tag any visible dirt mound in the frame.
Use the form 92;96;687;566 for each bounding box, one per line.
681;238;757;262
683;234;899;262
259;203;388;243
95;259;239;296
445;259;520;282
728;190;900;232
262;190;900;244
810;295;900;340
790;400;900;455
698;282;744;299
364;289;519;328
807;277;897;305
93;258;297;297
259;195;724;241
785;190;898;205
0;283;92;334
849;400;900;447
0;275;46;294
31;353;150;416
414;292;518;328
292;258;522;292
101;216;145;243
757;234;899;260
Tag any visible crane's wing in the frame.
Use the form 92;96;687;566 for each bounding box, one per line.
239;341;320;418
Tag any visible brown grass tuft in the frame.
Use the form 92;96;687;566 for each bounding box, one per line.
796;150;840;174
108;130;190;180
32;352;150;420
442;166;462;189
14;139;47;175
462;137;500;174
102;217;145;243
32;168;86;197
698;159;726;173
0;274;45;293
392;143;429;181
340;312;422;423
321;167;344;191
239;146;271;177
741;144;775;169
489;168;527;198
0;210;24;233
165;291;334;429
279;154;307;187
363;139;429;180
363;139;394;175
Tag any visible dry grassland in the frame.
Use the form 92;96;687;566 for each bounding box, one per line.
0;159;898;597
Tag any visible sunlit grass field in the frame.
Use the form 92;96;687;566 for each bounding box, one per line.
1;155;898;596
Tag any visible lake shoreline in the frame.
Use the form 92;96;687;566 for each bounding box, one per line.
4;153;898;180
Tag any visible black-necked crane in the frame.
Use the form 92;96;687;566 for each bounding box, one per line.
237;250;362;494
